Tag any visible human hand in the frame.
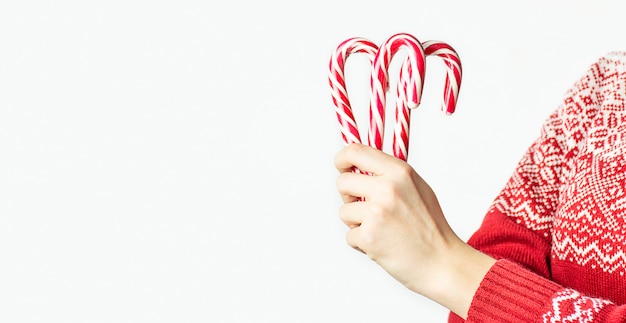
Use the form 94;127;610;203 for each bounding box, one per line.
334;143;495;318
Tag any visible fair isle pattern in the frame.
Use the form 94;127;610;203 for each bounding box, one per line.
552;53;626;274
489;56;602;238
490;53;626;275
542;289;612;322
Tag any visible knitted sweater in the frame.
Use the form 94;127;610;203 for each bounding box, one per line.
449;52;626;322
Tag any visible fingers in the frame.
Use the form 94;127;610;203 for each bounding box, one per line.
340;202;379;255
338;201;370;228
334;143;399;176
333;143;408;256
336;171;377;202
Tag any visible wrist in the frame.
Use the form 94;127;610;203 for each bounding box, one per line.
421;240;496;319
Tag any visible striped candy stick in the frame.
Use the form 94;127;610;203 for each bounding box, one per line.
423;40;462;115
370;33;426;161
393;60;416;161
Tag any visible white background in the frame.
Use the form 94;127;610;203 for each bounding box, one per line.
1;1;625;322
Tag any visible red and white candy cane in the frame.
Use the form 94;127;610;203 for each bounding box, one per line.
328;37;379;148
423;40;463;114
370;33;426;161
390;39;463;160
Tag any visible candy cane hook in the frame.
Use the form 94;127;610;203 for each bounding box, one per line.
423;40;462;115
370;33;426;160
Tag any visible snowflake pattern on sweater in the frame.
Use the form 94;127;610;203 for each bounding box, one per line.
542;289;612;323
450;52;626;322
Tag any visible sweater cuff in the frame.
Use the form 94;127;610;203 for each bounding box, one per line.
466;259;562;322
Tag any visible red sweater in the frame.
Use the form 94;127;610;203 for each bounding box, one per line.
449;52;626;322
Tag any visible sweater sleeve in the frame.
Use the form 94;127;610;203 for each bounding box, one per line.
458;259;626;322
449;52;626;322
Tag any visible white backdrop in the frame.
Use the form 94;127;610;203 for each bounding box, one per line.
1;1;625;322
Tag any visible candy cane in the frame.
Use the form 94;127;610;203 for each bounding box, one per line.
423;40;462;115
370;33;426;161
328;37;379;147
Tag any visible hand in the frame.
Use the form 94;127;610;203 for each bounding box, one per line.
334;143;456;292
334;143;495;318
